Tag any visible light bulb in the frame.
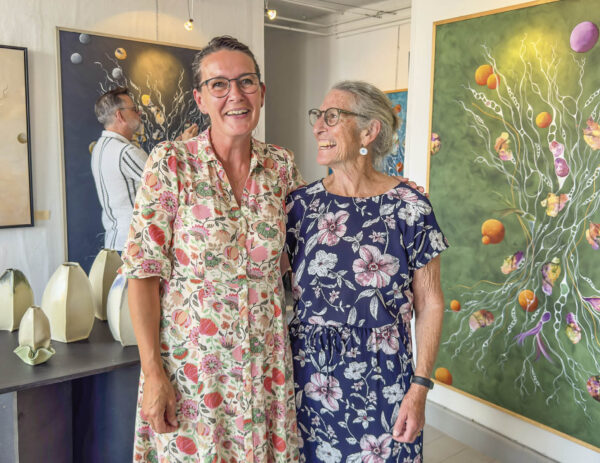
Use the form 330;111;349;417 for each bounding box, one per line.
266;9;277;20
184;19;194;31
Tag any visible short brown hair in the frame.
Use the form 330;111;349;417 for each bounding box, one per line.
94;87;130;126
192;36;261;90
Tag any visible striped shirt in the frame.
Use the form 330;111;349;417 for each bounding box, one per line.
91;130;148;251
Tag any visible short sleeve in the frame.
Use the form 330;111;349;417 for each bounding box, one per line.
285;149;305;195
403;193;449;271
120;142;180;280
120;145;148;181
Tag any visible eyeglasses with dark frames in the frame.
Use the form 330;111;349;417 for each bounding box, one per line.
198;73;261;98
308;107;368;127
118;105;140;113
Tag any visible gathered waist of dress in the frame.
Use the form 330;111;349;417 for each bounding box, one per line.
289;317;404;335
289;317;411;359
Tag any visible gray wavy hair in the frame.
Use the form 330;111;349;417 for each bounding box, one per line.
332;80;399;165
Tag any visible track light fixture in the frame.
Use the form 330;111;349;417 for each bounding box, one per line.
184;0;194;31
264;0;277;20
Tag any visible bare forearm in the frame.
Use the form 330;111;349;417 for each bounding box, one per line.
413;256;444;378
128;277;165;378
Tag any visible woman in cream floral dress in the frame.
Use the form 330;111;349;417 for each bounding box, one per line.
121;36;303;463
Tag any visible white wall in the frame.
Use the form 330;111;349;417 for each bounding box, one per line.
0;0;264;300
407;1;598;461
265;16;410;182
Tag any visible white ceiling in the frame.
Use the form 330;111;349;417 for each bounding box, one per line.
265;0;412;33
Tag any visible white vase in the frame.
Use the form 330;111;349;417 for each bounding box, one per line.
88;249;123;320
41;262;95;343
106;273;137;346
14;305;55;365
0;268;34;332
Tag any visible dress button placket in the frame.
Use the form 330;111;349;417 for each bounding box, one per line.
239;207;253;461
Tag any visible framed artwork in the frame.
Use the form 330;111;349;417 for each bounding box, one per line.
429;0;600;450
0;45;33;228
381;89;407;176
57;29;208;272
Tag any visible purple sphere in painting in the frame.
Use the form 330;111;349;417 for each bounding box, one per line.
570;21;599;53
555;158;570;177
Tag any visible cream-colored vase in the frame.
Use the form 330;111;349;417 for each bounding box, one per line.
0;268;34;332
106;274;137;346
14;305;55;365
89;249;123;320
41;262;95;342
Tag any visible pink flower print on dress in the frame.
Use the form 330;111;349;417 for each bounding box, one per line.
158;191;177;214
180;399;198;420
270;400;286;420
191;204;212;220
317;211;349;245
201;354;222;375
360;433;393;463
249;245;268;263
367;325;400;355
304;372;343;411
352;245;399;288
141;259;162;274
387;188;418;203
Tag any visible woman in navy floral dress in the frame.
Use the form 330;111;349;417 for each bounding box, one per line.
286;81;448;463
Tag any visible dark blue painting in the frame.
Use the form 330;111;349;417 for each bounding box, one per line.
379;89;407;176
58;29;208;272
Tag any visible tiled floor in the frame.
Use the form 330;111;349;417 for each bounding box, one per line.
423;424;501;463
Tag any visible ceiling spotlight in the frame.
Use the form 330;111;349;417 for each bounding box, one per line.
266;8;277;20
184;0;194;31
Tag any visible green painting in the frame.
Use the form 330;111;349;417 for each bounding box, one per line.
429;0;600;449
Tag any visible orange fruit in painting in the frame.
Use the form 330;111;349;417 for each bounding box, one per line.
536;112;552;128
435;367;453;385
481;219;505;245
475;64;493;85
487;73;500;89
450;300;461;311
518;290;539;312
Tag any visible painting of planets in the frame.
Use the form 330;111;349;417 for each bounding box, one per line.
429;0;600;450
0;45;33;228
58;29;209;272
380;89;407;176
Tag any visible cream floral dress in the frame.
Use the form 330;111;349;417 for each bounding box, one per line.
121;129;303;463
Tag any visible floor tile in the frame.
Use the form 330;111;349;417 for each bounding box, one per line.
442;447;495;463
423;434;467;463
423;424;444;444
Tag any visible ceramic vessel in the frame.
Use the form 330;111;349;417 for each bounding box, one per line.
0;268;34;331
107;274;137;346
89;249;123;320
41;262;95;342
14;305;55;365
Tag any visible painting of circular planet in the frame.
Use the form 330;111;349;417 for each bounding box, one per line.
429;0;600;450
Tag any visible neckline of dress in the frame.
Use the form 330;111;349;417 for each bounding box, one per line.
319;178;404;199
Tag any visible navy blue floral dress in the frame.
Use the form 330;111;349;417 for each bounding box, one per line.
285;180;448;463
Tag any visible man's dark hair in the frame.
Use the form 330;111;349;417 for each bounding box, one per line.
94;87;130;126
192;36;261;90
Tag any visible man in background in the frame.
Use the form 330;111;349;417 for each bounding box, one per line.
91;87;197;251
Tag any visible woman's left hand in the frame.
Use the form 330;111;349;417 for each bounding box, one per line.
391;384;428;443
